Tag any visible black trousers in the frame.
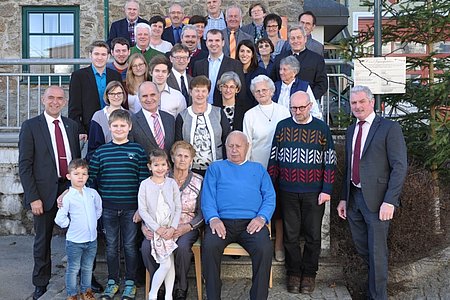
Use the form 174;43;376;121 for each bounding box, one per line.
202;219;273;300
32;181;67;287
280;191;324;277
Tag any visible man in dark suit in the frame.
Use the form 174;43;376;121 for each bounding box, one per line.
168;44;193;106
129;81;175;156
180;25;208;76
337;85;408;300
270;26;327;101
221;5;254;58
19;86;81;300
106;0;148;47
162;3;185;45
193;29;246;107
68;40;122;139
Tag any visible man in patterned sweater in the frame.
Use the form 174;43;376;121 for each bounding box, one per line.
268;91;336;294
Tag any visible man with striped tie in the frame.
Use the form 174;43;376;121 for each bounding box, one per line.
129;81;176;156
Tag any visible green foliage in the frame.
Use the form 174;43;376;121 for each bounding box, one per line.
340;0;450;178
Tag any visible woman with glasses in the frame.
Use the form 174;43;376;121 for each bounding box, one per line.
256;38;275;75
216;71;246;130
237;40;267;108
125;53;149;113
264;13;289;58
87;80;129;160
243;75;291;262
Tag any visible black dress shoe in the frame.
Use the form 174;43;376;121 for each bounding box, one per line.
91;275;104;293
33;286;47;300
174;289;187;300
157;286;166;300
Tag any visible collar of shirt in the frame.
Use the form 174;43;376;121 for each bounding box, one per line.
68;186;87;196
228;159;248;166
361;111;376;126
292;114;313;124
172;68;186;79
161;84;172;95
208;53;224;62
43;111;63;127
135;45;151;52
281;80;294;91
142;108;159;120
208;11;225;20
292;48;306;56
91;64;106;77
127;18;138;25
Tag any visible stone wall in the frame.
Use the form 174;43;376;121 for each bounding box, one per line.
0;0;304;72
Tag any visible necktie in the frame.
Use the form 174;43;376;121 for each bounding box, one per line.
152;113;165;149
129;22;136;46
229;30;236;59
352;121;365;185
174;27;181;44
53;120;68;178
180;75;189;106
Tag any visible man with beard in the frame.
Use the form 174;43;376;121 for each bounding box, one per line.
106;37;131;82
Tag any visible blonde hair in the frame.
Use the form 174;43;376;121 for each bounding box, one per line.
126;53;149;95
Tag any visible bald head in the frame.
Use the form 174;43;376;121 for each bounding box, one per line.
226;131;249;164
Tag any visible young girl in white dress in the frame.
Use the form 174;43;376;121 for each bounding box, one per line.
138;149;181;300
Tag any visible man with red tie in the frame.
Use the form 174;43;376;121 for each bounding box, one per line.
19;86;81;299
337;85;408;300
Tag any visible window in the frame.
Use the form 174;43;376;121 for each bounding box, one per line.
22;6;80;75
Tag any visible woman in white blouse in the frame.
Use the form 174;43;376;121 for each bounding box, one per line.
149;15;173;53
243;74;290;262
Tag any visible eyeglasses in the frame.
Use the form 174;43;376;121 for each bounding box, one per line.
266;25;278;29
132;63;146;69
253;88;270;94
220;84;237;90
171;56;189;61
251;9;263;14
290;103;311;112
258;43;270;49
108;92;124;98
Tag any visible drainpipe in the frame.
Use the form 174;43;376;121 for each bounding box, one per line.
374;0;382;112
104;0;109;40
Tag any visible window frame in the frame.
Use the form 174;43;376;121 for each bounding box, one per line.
22;6;80;83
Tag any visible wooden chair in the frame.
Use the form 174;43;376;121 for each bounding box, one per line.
192;222;273;299
145;240;202;300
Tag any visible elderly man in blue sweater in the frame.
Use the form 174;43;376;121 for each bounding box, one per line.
201;130;276;300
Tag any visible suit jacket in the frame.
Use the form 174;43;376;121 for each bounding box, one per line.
68;66;122;134
221;28;254;58
129;109;176;156
341;115;408;212
106;17;148;47
162;25;184;45
187;48;208;75
270;48;328;100
306;36;324;56
18;114;81;211
192;55;246;108
167;71;193;106
241;22;267;42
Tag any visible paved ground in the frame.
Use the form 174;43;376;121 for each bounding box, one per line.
0;235;351;300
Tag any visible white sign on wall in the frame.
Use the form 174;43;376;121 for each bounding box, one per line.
353;57;406;94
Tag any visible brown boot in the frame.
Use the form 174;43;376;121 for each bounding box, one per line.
286;275;301;294
80;289;96;300
300;276;316;294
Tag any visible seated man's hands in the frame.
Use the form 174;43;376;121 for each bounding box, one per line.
210;218;226;239
246;216;265;235
173;224;191;239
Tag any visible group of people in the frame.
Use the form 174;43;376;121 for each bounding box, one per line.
18;1;409;300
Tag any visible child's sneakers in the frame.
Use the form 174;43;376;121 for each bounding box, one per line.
121;280;136;299
100;279;119;299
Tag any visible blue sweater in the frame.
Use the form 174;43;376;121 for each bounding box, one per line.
201;159;275;223
88;141;150;210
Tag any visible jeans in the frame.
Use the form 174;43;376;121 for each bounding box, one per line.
65;240;97;296
102;208;138;282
